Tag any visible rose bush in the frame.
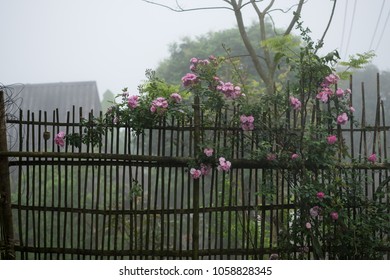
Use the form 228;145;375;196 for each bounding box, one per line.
54;27;389;259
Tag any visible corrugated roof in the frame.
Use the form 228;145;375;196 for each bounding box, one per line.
11;81;102;121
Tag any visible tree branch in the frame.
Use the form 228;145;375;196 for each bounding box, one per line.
284;0;305;35
250;0;274;78
268;0;308;14
230;0;271;91
263;0;276;14
315;0;337;53
141;0;233;12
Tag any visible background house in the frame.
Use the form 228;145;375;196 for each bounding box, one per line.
9;81;101;120
4;81;102;151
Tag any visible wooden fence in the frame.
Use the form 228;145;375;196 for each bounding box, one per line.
0;76;390;259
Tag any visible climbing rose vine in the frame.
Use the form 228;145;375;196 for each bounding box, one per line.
54;46;389;260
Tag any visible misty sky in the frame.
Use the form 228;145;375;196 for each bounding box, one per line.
1;0;389;98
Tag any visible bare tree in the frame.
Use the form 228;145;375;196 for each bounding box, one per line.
142;0;308;95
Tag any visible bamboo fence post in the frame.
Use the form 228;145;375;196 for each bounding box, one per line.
192;95;201;260
0;90;15;259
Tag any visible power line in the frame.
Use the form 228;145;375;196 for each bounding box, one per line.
343;0;357;58
375;4;390;51
369;0;385;50
339;0;348;54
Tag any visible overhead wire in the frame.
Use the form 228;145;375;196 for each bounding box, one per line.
343;0;357;58
339;0;348;55
368;0;385;50
374;3;390;52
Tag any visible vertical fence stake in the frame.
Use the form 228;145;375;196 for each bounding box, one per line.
0;90;15;259
192;95;201;260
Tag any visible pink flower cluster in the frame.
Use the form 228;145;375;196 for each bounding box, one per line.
127;92;182;117
200;163;211;176
182;73;199;87
190;164;212;180
217;157;232;172
55;131;66;147
240;115;254;131
128;95;139;110
315;74;354;126
316;73;351;104
190;148;231;179
289;96;301;110
190;148;214;179
150;97;168;114
216;81;242;99
305;191;339;229
189;56;217;72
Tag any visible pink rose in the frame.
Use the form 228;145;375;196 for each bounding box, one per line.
330;211;339;221
182;73;199;87
150;97;168;114
291;153;299;160
54;131;65;147
310;206;320;218
170;93;182;103
240;115;248;123
305;222;312;229
217;81;242;99
337;113;348;125
317;192;325;200
240;115;255;131
128;95;139;109
368;153;377;163
267;153;277;161
316;90;329;103
200;164;211;176
289;96;301;110
336;88;344;97
203;148;214;157
190;57;198;64
327;135;337;145
208;55;216;61
217;157;231;172
190;168;202;179
324;73;339;85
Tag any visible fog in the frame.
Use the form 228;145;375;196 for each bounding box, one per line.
1;0;389;97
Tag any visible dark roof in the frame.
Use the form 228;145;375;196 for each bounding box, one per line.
12;81;102;121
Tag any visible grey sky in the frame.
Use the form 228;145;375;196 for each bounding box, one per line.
1;0;389;98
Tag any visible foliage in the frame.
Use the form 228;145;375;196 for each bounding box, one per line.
156;22;300;91
279;170;390;260
337;63;390;126
338;51;376;80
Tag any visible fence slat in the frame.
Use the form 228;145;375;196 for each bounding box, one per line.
0;90;15;259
